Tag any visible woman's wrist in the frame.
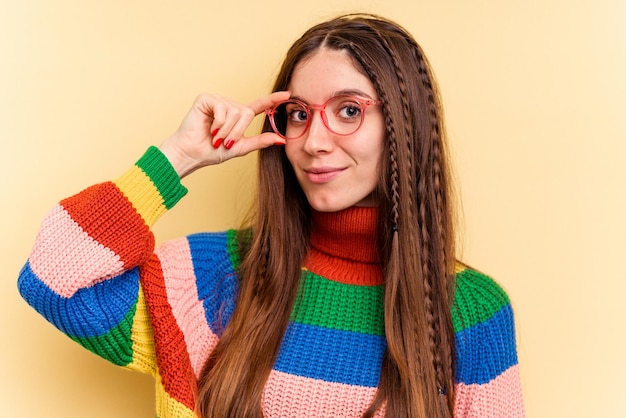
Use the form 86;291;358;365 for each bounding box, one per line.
158;138;199;179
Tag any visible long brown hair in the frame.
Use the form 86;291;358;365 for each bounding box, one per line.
197;14;456;417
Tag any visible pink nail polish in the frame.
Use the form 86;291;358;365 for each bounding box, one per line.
213;138;224;149
224;139;235;149
211;129;219;137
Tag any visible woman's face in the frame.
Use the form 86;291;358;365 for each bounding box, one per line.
285;48;385;212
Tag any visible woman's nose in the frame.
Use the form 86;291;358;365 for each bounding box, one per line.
302;112;334;153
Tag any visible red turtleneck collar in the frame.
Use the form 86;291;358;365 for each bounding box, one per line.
303;206;384;286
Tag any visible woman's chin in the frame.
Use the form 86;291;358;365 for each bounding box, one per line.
305;192;377;212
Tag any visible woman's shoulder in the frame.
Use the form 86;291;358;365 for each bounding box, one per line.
451;261;521;392
451;261;513;333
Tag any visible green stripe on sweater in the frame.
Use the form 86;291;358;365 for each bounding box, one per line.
71;303;136;366
452;268;511;333
291;271;385;336
226;229;253;272
136;146;188;209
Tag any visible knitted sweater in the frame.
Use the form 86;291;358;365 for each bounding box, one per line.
18;146;525;417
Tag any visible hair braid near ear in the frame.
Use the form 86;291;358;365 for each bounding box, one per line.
372;70;402;231
344;39;402;231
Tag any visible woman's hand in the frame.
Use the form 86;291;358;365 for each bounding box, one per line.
159;91;289;178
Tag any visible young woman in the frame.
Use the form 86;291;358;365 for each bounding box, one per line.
18;14;524;417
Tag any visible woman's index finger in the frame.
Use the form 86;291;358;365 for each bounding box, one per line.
247;91;291;114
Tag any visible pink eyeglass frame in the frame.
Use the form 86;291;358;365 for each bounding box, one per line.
265;95;382;140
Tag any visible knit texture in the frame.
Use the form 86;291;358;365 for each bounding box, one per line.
18;146;525;417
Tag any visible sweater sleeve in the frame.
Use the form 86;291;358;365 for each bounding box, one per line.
451;266;525;418
17;146;188;375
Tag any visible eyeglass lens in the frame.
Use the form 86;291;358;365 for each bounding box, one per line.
271;96;366;139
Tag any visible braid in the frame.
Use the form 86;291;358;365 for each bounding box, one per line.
370;27;417;227
389;126;401;232
372;31;446;398
411;39;446;246
375;24;449;398
375;33;415;183
413;40;454;403
378;32;449;399
348;42;401;229
416;167;447;396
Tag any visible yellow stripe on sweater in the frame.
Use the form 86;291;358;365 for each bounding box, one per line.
114;165;168;227
127;284;157;375
155;371;198;418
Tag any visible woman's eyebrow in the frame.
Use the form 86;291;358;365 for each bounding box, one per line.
289;89;377;103
333;89;375;99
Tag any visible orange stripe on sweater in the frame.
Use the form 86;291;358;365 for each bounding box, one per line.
60;182;154;269
139;254;197;411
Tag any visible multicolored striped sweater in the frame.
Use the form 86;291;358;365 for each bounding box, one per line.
18;146;525;417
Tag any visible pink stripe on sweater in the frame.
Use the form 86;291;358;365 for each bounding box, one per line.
262;369;383;418
29;204;124;298
454;365;525;418
156;238;218;378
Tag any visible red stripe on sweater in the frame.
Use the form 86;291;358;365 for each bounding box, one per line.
139;254;197;410
60;182;155;268
305;207;383;285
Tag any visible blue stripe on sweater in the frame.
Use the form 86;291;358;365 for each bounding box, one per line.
455;304;519;385
188;232;238;337
274;321;386;387
17;261;139;339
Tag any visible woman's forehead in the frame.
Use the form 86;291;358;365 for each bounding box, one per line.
288;48;377;102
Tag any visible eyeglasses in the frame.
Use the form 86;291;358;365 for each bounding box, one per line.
265;95;382;140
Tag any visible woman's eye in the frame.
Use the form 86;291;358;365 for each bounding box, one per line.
287;107;308;123
337;103;362;120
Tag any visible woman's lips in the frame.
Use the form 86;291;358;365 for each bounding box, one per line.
304;166;346;183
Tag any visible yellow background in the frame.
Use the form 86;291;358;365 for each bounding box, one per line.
2;1;624;417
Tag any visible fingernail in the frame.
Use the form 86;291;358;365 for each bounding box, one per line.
224;139;235;149
211;129;219;137
213;138;224;148
274;142;285;146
